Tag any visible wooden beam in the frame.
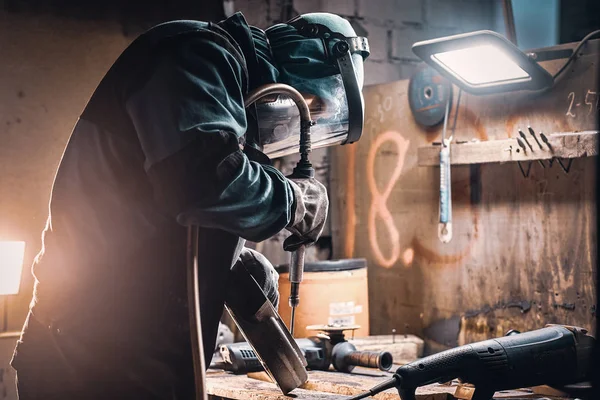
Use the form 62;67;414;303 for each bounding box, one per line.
417;131;598;166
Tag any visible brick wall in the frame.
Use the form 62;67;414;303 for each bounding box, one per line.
234;0;501;265
235;0;501;85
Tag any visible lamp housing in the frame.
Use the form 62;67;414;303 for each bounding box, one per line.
412;30;554;95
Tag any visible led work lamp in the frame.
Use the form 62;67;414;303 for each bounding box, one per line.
0;241;25;296
412;30;554;95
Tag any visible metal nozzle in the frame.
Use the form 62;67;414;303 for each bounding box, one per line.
288;245;305;336
290;306;297;335
289;282;300;335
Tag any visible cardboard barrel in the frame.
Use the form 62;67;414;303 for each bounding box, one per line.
276;259;369;338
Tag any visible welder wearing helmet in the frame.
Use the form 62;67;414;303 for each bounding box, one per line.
11;12;368;399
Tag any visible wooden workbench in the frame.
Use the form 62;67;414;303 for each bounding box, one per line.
206;367;575;400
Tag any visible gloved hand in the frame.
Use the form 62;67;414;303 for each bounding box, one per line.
285;177;329;251
234;248;280;308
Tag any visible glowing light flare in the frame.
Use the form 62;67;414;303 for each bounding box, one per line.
432;44;529;86
0;241;26;295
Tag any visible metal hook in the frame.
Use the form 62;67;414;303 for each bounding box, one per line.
517;161;533;178
527;126;543;150
518;130;534;152
540;132;553;152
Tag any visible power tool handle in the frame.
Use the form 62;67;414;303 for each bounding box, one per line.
332;342;393;373
396;326;593;396
289;246;305;284
488;325;591;388
396;344;476;388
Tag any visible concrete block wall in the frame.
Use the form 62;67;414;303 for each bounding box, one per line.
233;0;500;265
236;0;500;85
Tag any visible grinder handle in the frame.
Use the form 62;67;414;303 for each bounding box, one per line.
344;350;394;371
332;341;394;373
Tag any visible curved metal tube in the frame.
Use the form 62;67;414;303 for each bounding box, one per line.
186;84;314;400
244;83;314;336
244;83;314;175
243;83;312;124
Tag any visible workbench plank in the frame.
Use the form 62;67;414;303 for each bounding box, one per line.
206;373;338;399
417;131;598;166
207;369;454;400
302;370;454;400
207;370;573;400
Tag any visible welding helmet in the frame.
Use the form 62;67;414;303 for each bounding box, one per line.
247;13;370;159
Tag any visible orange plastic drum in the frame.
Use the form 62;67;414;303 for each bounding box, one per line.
277;259;369;338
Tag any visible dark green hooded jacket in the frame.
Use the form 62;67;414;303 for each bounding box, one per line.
12;12;360;399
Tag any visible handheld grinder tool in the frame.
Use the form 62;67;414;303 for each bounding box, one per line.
346;325;595;400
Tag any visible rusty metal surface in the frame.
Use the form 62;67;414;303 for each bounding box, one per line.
330;39;598;348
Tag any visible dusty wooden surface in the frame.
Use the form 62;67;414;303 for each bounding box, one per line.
417;131;598;166
329;50;598;346
206;369;574;400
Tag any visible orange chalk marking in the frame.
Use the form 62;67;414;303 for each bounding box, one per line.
366;131;410;268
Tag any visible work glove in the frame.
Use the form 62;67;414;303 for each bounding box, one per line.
233;248;280;308
285;177;329;251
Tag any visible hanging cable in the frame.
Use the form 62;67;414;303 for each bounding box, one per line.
553;29;600;79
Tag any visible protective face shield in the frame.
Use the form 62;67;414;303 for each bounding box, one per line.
248;14;370;159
